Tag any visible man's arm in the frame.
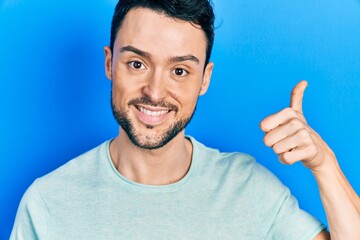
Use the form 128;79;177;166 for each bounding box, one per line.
260;80;360;240
10;180;48;240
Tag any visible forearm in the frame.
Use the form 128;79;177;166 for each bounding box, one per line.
312;153;360;239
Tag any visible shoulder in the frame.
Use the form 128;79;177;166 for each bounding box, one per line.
10;179;49;239
191;136;294;198
28;140;111;205
191;136;281;187
10;141;110;238
38;140;109;184
190;136;254;165
191;136;262;172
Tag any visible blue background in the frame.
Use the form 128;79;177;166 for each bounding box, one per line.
1;0;359;238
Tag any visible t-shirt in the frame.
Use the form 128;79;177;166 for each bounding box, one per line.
10;137;326;239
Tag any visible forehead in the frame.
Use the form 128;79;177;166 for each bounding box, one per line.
114;7;207;63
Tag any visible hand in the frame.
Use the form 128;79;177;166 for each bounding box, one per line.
260;80;336;171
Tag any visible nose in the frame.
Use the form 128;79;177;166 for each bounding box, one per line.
142;69;167;103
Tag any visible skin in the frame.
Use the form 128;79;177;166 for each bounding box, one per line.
261;80;360;239
103;7;360;240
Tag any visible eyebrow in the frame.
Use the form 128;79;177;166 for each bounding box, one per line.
169;55;200;64
119;45;200;64
119;45;151;59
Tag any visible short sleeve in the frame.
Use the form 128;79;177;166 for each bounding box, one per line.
10;179;49;240
267;182;327;240
250;161;326;240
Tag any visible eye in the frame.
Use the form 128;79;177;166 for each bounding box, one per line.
128;61;146;70
173;68;189;77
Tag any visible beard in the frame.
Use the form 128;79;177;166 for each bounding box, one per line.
111;95;195;150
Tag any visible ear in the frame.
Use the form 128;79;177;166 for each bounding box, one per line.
104;46;113;80
199;62;214;96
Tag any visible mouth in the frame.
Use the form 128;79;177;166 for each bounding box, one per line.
137;106;170;117
133;104;174;126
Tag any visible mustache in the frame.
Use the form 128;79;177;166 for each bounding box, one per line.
128;97;179;112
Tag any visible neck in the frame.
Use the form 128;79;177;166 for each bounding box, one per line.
109;130;193;185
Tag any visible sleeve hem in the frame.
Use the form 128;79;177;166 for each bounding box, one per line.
299;224;328;240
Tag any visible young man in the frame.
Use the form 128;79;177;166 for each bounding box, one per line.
11;0;360;239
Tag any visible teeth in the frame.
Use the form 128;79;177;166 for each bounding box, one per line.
139;107;169;117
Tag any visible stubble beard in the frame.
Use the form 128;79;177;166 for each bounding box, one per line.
111;96;195;150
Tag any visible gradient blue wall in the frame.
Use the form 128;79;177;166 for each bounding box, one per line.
1;0;359;238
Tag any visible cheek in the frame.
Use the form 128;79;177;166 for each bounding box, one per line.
111;67;143;102
111;78;136;109
171;72;204;93
176;90;200;114
170;78;203;111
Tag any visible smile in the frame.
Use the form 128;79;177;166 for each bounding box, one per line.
138;106;169;117
134;105;174;126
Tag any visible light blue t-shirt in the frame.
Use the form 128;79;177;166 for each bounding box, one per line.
11;137;326;239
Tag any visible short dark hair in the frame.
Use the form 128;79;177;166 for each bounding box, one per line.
110;0;215;66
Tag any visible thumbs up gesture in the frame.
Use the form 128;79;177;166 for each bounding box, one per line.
260;80;336;171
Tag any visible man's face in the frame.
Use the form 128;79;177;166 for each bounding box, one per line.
105;7;213;149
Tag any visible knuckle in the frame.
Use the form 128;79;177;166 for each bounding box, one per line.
289;118;302;129
308;145;319;157
283;107;296;117
279;153;293;165
263;136;271;147
273;144;282;154
260;120;267;131
282;153;295;165
298;128;309;140
278;154;285;163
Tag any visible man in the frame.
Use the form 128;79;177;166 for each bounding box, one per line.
11;0;360;239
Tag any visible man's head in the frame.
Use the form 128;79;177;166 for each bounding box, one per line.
104;0;215;150
110;0;215;67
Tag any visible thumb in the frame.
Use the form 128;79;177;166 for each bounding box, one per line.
290;80;308;113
